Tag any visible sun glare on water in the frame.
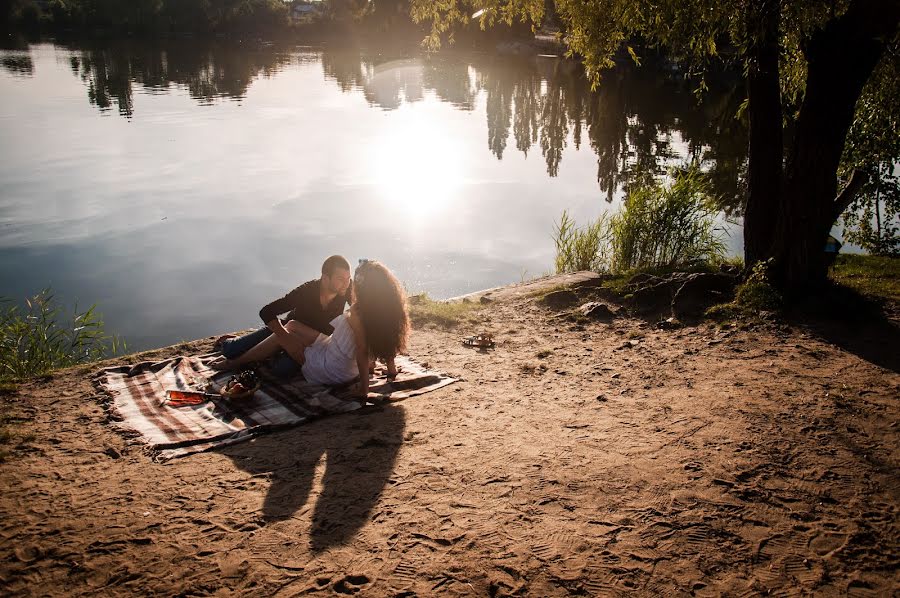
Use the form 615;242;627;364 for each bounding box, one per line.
368;103;465;221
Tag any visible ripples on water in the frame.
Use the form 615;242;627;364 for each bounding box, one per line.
0;38;748;350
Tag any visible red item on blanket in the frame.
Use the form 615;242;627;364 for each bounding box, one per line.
166;389;218;407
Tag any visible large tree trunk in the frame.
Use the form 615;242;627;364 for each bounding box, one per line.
775;0;898;290
743;0;783;267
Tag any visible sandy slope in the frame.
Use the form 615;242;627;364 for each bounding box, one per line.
1;275;898;596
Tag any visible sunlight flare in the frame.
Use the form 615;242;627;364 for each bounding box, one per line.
369;106;464;219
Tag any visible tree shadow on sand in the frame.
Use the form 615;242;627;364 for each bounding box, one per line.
221;403;405;553
788;284;900;374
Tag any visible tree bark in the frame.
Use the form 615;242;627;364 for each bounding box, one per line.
743;0;783;267
776;0;899;290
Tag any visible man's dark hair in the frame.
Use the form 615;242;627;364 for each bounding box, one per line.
321;255;351;276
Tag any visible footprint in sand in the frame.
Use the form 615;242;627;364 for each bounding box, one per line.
757;532;808;561
393;562;418;585
333;574;371;594
847;579;881;597
13;544;41;563
808;531;848;556
530;541;559;561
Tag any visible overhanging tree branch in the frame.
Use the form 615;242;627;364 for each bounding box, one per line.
832;168;869;223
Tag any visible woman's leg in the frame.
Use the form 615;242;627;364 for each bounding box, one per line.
211;332;284;370
284;319;321;346
212;320;321;372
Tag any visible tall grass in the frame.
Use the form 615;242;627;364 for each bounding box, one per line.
609;167;726;272
553;210;611;273
0;289;126;381
553;167;726;274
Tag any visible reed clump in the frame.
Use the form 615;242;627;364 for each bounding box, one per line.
0;289;126;382
553;167;726;275
553;210;611;273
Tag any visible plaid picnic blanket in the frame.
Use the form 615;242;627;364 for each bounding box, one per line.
95;354;456;460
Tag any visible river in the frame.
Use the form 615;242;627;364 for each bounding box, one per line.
0;37;748;350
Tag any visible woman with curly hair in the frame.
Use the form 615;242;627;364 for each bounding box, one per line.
294;259;409;397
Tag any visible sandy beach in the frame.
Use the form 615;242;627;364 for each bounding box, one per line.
1;274;898;596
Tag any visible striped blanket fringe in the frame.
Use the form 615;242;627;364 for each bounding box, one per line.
95;354;456;460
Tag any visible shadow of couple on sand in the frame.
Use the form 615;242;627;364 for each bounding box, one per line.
219;403;405;553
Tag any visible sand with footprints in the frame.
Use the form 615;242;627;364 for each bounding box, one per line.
1;273;898;596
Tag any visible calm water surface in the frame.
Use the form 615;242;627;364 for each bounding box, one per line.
0;39;748;351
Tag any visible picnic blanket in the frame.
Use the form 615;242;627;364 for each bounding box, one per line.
95;354;456;460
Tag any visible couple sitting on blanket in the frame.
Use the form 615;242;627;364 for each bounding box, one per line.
211;256;409;398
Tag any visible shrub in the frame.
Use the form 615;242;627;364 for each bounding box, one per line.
734;259;782;311
609;166;726;272
706;258;782;320
552;209;610;273
553;166;727;275
0;289;126;381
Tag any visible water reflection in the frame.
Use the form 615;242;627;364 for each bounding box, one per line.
56;41;747;209
321;48;370;93
318;49;747;210
64;40;294;116
1;54;34;76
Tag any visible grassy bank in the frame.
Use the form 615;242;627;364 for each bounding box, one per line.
1;290;125;383
407;294;484;330
830;254;900;303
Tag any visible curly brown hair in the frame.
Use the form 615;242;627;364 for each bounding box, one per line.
354;260;409;361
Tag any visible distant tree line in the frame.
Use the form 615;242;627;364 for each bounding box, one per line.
0;1;526;43
1;0;294;35
0;1;439;36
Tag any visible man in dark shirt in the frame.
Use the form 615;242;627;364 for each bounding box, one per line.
210;255;352;378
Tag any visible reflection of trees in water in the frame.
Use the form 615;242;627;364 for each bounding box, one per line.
422;60;476;111
321;48;370;93
539;74;570;177
482;67;514;159
363;59;424;109
70;50;134;116
54;39;747;211
586;69;628;201
67;41;292;117
504;56;747;211
319;47;748;211
512;75;539;156
1;54;34;76
690;82;749;217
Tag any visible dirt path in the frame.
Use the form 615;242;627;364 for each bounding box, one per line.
1;276;898;596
